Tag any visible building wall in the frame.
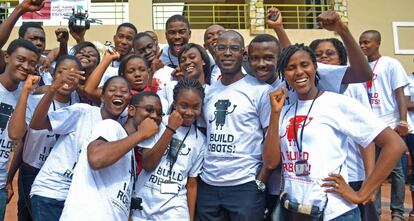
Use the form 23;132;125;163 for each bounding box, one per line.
2;0;413;73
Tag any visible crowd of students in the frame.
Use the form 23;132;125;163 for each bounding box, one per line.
0;0;412;220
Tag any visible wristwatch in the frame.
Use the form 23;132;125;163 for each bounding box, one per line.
255;179;266;192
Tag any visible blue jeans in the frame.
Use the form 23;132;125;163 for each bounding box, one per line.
18;163;40;221
374;146;405;218
404;134;414;192
330;208;361;221
31;195;65;221
196;179;265;221
0;188;7;221
278;204;360;221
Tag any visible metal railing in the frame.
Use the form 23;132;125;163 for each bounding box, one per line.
153;3;248;30
153;3;332;30
264;4;331;29
0;0;128;26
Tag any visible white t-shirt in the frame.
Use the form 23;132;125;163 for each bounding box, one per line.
342;84;372;182
279;92;386;220
60;119;134;221
0;83;21;189
30;104;103;200
407;76;414;126
99;65;119;87
367;56;409;124
152;66;174;95
160;45;179;69
131;117;205;221
23;94;72;169
201;75;272;186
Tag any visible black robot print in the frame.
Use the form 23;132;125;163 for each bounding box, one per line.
209;99;237;130
0;102;13;134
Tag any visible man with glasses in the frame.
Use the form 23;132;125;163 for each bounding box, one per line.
197;30;272;221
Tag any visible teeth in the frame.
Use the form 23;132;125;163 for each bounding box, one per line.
80;58;89;63
113;99;123;105
185;66;194;72
296;78;307;83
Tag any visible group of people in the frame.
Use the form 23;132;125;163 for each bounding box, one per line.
0;0;412;221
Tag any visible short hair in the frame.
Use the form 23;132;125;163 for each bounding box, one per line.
309;38;347;65
130;91;160;105
203;24;225;42
116;22;138;35
118;54;149;76
101;76;130;95
250;34;281;51
361;30;381;43
276;43;319;89
18;22;44;38
165;14;190;31
219;30;245;48
6;39;40;58
133;32;154;45
70;41;101;65
54;55;82;75
178;43;212;85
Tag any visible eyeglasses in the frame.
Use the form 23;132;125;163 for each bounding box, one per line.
133;105;165;117
314;49;337;57
215;44;244;53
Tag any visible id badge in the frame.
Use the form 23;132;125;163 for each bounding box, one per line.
295;160;310;176
160;181;179;194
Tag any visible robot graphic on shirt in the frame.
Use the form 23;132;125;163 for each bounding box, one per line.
0;102;13;135
209;99;237;130
280;115;313;146
164;138;191;158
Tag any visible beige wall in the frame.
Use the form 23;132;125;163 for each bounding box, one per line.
3;0;413;74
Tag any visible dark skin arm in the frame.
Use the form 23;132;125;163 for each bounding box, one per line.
265;7;292;49
317;10;372;84
257;88;286;183
88;118;158;170
323;128;406;204
186;177;198;221
8;75;40;140
394;87;409;136
30;69;84;130
142;111;182;172
0;0;45;48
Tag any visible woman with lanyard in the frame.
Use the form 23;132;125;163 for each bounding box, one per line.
309;38;378;221
263;44;406;220
160;43;211;114
131;78;205;221
6;55;81;221
28;75;130;221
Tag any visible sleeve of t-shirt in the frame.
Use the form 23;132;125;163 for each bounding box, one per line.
257;86;272;128
188;135;205;178
317;62;347;93
48;104;85;135
89;119;125;143
339;97;387;147
25;95;40;125
389;59;409;91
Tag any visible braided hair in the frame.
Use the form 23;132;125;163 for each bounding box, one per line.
173;77;205;103
309;38;347;65
276;43;319;90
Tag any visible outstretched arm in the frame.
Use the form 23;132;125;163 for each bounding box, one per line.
318;10;372;84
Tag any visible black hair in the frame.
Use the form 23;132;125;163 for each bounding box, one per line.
361;30;381;43
130;91;160;105
18;22;44;38
116;22;138;35
219;30;245;48
70;41;101;66
101;76;130;95
118;54;150;76
165;14;190;31
173;77;205;104
309;38;347;65
276;43;319;89
6;39;40;58
53;55;82;75
177;43;212;85
134;32;153;43
249;34;281;54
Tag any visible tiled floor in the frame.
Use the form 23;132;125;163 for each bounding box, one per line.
3;177;413;220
